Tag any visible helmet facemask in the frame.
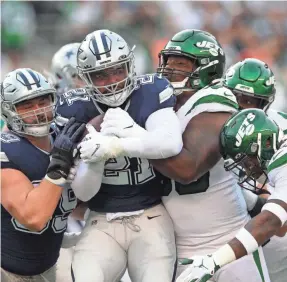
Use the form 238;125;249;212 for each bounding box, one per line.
3;93;56;137
79;52;136;107
157;52;201;95
224;133;277;190
231;89;275;112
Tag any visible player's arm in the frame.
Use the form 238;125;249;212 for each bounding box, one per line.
116;107;183;159
151;111;231;184
1;118;85;232
1;168;63;231
71;160;105;201
82;106;183;162
211;198;287;268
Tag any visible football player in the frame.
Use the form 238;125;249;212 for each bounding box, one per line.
102;29;269;281
1;68;85;281
176;108;287;282
49;42;85;96
224;58;287;133
223;58;287;282
56;29;182;282
149;30;269;281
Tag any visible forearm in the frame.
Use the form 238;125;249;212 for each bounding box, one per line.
71;161;104;201
16;180;63;230
119;133;182;160
213;211;282;268
120;108;182;159
151;148;197;183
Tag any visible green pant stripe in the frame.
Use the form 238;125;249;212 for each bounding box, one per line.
253;249;265;282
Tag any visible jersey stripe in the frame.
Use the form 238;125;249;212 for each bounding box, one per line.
268;152;287;172
27;69;41;88
0;152;9;162
100;32;111;58
91;35;101;60
17;71;32;90
185;94;239;116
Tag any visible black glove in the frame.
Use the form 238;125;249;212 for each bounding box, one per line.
46;117;86;185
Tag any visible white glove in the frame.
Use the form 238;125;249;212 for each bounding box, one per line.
66;159;80;183
61;231;81;248
176;255;219;282
78;124;124;163
101;107;147;138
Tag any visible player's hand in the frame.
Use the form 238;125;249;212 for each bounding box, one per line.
46;117;86;185
66;159;80;183
101;107;146;138
176;255;219;282
78;124;124;163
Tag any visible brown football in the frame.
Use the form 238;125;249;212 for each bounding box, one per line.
82;113;105;138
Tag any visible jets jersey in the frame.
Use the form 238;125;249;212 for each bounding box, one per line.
162;83;250;257
56;74;175;212
267;109;287;135
267;140;287;204
0;132;77;276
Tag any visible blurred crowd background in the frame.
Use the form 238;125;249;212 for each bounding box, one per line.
1;0;287;112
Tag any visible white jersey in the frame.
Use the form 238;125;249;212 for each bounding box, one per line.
262;140;287;282
267;140;287;204
267;109;287;135
162;84;250;258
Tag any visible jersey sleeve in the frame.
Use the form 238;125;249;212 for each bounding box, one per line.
55;88;95;127
132;74;176;128
177;84;239;131
0;133;22;171
267;109;287;135
267;144;287;204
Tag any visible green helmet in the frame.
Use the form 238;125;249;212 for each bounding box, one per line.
157;29;225;94
223;58;276;110
220;108;282;186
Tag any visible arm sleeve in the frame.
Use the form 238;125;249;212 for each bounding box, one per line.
119;107;183;159
71;160;104;201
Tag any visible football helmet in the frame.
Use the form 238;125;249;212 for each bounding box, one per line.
220;108;282;187
1;68;56;136
157;29;225;95
51;43;81;94
224;58;275;110
77;29;136;107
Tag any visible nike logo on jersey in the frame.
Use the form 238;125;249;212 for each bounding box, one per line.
147;215;161;220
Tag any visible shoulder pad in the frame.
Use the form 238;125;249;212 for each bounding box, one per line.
183;85;238;116
268;141;287;173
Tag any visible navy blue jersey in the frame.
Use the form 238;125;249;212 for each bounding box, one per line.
0;132;77;276
56;74;175;212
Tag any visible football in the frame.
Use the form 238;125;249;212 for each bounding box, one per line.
82;113;105;137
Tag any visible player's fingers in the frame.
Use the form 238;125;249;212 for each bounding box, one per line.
86;123;98;134
71;123;86;142
101;127;122;137
61;117;76;134
100;119;123;130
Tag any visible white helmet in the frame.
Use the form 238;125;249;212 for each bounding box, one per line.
1;68;56;137
77;29;136;107
51;43;81;94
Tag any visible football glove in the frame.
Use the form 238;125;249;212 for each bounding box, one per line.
46;117;85;185
101;107;147;138
176;255;220;282
78;124;124;163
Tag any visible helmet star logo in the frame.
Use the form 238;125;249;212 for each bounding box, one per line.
65;50;74;60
